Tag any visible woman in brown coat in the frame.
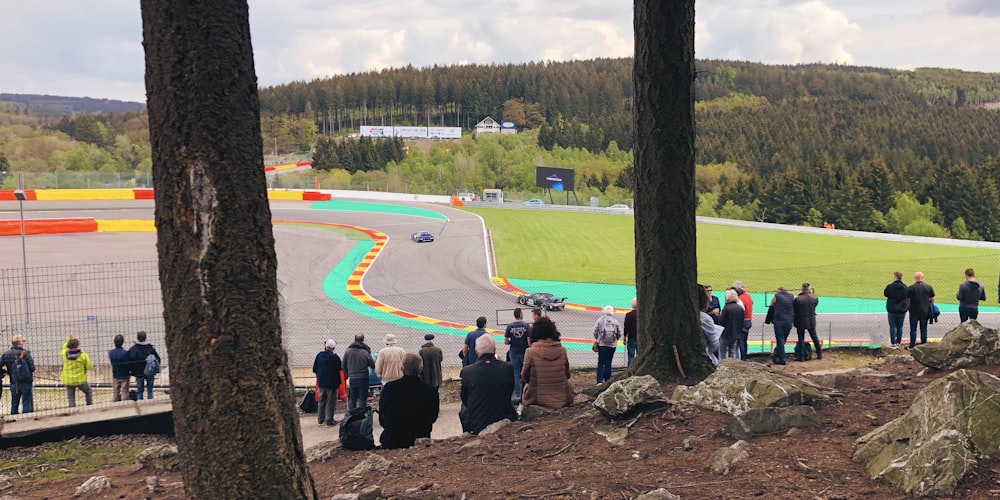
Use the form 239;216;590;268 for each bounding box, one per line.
521;316;574;409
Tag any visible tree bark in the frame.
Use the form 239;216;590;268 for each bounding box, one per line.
141;1;316;498
632;0;714;380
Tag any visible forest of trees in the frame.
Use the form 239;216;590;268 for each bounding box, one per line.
2;59;1000;241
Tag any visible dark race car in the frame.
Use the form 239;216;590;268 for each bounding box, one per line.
516;292;566;311
411;231;435;243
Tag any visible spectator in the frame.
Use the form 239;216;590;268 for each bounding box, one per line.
623;298;638;366
883;271;908;349
2;335;35;414
956;268;986;323
592;305;621;385
378;353;439;449
459;334;517;434
906;272;936;349
705;285;722;325
732;281;753;360
521;316;574;409
312;339;342;427
698;285;722;365
61;334;93;407
126;331;161;400
462;316;490;366
769;287;795;365
720;289;744;360
504;308;530;401
793;283;822;360
375;334;406;384
108;334;130;402
342;334;375;410
418;333;443;390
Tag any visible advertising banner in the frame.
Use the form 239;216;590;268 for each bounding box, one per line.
535;166;575;191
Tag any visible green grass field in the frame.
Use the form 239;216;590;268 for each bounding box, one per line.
463;207;1000;301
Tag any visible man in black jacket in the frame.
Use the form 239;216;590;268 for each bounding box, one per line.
459;334;517;434
378;353;439;449
883;271;908;349
342;334;375;411
312;339;342;427
126;331;161;400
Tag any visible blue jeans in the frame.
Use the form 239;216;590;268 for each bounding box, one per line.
796;327;822;359
596;346;615;383
739;321;752;360
626;338;637;366
348;378;369;410
958;305;978;323
908;316;928;347
509;350;525;398
135;375;155;399
887;312;906;346
11;382;34;414
772;322;792;363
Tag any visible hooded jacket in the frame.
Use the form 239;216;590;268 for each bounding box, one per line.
342;340;375;381
127;342;161;378
521;339;574;409
312;350;342;389
61;339;93;386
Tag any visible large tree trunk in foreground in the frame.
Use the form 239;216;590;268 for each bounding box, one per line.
632;0;714;380
141;1;316;497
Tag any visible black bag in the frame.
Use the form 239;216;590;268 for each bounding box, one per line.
794;342;813;361
764;305;775;325
128;390;138;401
298;389;317;413
339;405;376;450
11;352;32;385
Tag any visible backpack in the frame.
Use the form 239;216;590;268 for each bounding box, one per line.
339;405;376;450
144;353;160;378
11;351;32;385
794;342;813;361
298;389;318;413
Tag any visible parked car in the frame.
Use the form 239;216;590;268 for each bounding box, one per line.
411;231;435;243
517;292;566;311
524;199;544;206
609;204;630;210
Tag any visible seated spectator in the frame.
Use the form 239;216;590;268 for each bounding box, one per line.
459;334;518;434
378;353;439;449
521;316;574;410
698;284;722;365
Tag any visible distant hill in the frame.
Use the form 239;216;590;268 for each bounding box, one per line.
0;93;145;114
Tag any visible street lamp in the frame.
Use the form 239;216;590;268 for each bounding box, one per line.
15;181;29;323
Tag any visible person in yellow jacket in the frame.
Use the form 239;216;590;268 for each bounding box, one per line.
61;333;93;407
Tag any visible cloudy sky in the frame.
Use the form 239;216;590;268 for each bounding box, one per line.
1;0;999;103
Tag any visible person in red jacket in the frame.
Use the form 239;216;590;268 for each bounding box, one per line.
733;281;753;360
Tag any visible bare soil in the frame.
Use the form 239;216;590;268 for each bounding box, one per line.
4;350;1000;499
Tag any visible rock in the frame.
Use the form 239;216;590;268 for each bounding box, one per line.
727;405;820;440
671;358;830;417
144;476;158;493
853;369;1000;497
593;375;669;418
910;320;1000;370
682;436;698;450
459;439;482;451
305;441;341;463
634;487;682;499
331;494;359;500
705;440;749;474
347;454;392;477
519;404;552;421
358;485;382;500
478;419;511;436
785;427;803;437
594;424;628;446
73;476;111;497
136;444;180;471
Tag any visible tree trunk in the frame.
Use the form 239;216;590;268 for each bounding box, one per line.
141;1;316;498
632;0;714;380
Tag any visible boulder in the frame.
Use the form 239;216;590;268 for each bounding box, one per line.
671;359;829;416
305;441;341;463
519;404;552;421
726;405;820;440
347;454;392;477
910;320;1000;370
853;369;1000;497
73;476;112;497
592;375;669;418
136;444;180;472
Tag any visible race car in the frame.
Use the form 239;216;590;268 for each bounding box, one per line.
516;292;566;311
411;231;435;243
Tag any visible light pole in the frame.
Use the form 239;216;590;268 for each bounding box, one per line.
14;173;29;323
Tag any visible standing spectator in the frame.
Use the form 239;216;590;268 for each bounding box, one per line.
312;339;342;427
61;334;93;407
375;334;406;384
522;316;574;409
342;334;375;410
733;281;754;360
769;287;795;365
108;334;130;402
906;272;936;348
127;331;161;400
418;334;443;390
2;335;35;414
592;305;621;385
378;354;439;449
705;285;722;325
462;316;490;366
720;289;745;361
698;285;722;365
793;283;822;361
459;334;517;434
883;271;908;349
504;308;530;401
622;298;638;367
956;268;986;323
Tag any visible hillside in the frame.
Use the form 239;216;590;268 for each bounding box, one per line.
0;93;145;115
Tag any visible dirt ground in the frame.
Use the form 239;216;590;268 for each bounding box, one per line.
4;349;1000;499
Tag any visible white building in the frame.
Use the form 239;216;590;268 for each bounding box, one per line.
474;117;501;135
